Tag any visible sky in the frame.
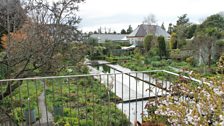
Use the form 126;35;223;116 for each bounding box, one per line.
52;0;224;33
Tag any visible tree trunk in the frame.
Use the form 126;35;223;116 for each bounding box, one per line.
208;53;211;68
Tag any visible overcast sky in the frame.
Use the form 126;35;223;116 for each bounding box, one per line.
53;0;224;33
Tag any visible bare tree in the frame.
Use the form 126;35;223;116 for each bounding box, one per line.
0;0;86;100
193;35;216;67
142;14;157;25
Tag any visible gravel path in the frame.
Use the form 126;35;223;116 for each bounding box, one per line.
33;91;54;126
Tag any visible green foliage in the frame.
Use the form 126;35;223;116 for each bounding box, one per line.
176;14;189;26
103;41;122;49
185;24;197;39
148;47;159;57
144;104;170;125
13;107;23;122
88;46;106;60
151;61;166;67
86;37;98;46
161;23;166;31
216;39;224;46
194;14;224;67
186;56;194;66
44;77;128;126
3;81;44;122
144;34;154;52
169;33;178;49
157;36;167;59
133;48;144;64
0;65;7;79
126;25;133;34
144;55;160;64
167;23;174;34
173;14;193;49
54;116;79;126
217;54;224;73
169;49;192;60
120;29;126;34
200;14;224;30
197;14;224;37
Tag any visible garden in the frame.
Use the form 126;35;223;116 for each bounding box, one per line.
86;14;224;125
0;66;129;126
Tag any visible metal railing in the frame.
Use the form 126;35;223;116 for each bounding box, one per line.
0;70;200;126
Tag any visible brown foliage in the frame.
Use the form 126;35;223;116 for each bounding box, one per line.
1;31;27;49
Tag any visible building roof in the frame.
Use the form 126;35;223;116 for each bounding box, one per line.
128;24;170;38
90;34;128;42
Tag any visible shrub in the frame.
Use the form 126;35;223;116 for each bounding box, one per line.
186;56;194;65
155;76;224;125
144;34;154;52
169;32;178;49
216;39;224;46
149;48;159;57
217;54;224;74
145;55;161;64
157;36;167;59
151;61;166;67
150;56;161;61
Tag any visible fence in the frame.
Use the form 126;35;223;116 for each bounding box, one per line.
0;70;202;126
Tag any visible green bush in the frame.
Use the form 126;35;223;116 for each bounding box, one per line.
13;107;24;122
149;48;159;57
0;64;7;79
150;56;160;61
216;39;224;46
80;120;93;126
54;116;79;126
144;55;160;64
151;61;166;67
144;34;154;52
186;56;196;66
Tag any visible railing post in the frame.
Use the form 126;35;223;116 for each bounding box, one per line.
122;73;124;126
26;81;31;126
43;79;49;126
135;73;137;124
76;77;80;126
35;80;41;126
114;73;117;125
142;73;144;121
128;73;131;124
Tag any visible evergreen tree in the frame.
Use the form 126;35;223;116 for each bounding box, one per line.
143;34;153;52
167;23;173;34
126;25;133;34
121;29;127;34
158;36;167;59
161;22;166;31
185;24;197;39
176;14;189;26
169;33;178;49
173;14;190;48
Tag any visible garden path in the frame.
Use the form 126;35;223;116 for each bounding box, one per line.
33;85;54;126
